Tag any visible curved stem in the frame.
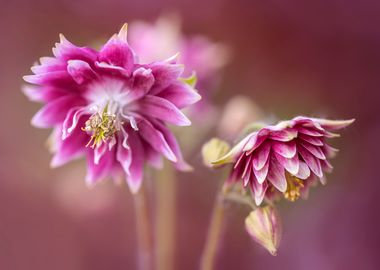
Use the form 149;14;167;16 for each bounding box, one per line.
200;191;226;270
133;184;153;270
155;162;176;270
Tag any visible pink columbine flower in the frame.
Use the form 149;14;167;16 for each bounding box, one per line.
23;24;201;193
213;117;354;205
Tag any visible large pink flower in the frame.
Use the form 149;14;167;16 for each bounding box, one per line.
23;24;201;193
213;117;354;205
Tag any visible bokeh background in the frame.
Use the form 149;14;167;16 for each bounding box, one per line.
1;0;379;269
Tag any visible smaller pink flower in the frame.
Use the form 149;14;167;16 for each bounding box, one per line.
213;117;354;205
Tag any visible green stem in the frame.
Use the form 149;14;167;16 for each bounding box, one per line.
155;162;176;270
200;191;226;270
133;184;153;270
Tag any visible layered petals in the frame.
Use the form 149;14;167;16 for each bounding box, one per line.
213;116;353;205
23;23;199;192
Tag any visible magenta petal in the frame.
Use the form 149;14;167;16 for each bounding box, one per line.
150;118;192;171
50;125;87;167
295;161;311;179
133;67;154;93
269;128;297;142
250;178;268;206
243;130;268;152
299;142;326;160
125;131;144;193
267;157;287;192
31;95;85;128
98;36;134;74
274;152;300;175
298;146;323;177
252;142;271;170
137;95;191;126
253;159;269;184
298;127;324;137
85;147;115;186
23;71;74;86
116;136;132;175
135;116;177;162
67;60;96;84
272;141;296;158
298;133;323;146
148;62;184;95
53;34;97;62
157;82;201;109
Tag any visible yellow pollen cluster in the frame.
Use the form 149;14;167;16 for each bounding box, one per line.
284;173;304;202
83;106;119;148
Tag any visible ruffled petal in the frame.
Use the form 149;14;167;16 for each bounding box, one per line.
137;95;191;126
298;146;323;177
295;161;311;179
125;131;144;193
157;81;201;109
147;62;184;95
253;158;269;184
266;157;287;192
67;60;96;84
98;35;135;74
274;152;300;175
252;141;271;170
135;116;177;162
272;141;296;158
50;123;88;167
299;141;326;160
31;95;85;128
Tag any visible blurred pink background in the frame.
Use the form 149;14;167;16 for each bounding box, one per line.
1;0;379;269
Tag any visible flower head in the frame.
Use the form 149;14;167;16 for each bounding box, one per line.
213;117;354;205
245;205;282;256
23;24;201;193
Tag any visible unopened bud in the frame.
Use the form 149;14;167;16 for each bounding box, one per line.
202;138;230;168
245;205;282;256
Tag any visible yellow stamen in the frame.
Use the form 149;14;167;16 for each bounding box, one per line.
284;173;304;202
82;104;119;148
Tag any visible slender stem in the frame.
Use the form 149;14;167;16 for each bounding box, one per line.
155;162;176;270
200;191;226;270
133;183;153;270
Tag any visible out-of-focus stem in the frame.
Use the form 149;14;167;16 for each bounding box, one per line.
155;162;176;270
200;190;226;270
133;183;153;270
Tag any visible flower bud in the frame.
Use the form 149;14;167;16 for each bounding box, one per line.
245;205;282;256
202;138;230;168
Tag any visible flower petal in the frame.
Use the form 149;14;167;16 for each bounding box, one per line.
272;141;296;158
148;62;184;95
267;157;287;192
98;35;134;74
67;60;96;84
125;131;145;193
157;81;201;109
253;159;269;184
135;116;177;162
294;161;311;179
252;142;271;170
137;95;191;126
274;152;300;175
298;146;323;177
299;141;326;160
313;118;355;131
31;95;85;128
